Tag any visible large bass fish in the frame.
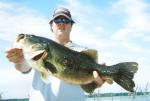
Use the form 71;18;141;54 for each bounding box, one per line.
15;34;138;93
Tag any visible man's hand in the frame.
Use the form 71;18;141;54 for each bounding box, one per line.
5;47;24;63
5;47;32;72
93;62;113;88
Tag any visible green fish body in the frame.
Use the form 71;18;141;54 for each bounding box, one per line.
16;34;138;93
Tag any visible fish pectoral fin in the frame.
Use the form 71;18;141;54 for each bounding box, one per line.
80;81;97;93
40;72;50;83
31;50;45;61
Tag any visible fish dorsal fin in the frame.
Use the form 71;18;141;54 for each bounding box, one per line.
81;49;98;62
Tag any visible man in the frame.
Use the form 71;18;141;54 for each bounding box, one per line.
5;7;112;101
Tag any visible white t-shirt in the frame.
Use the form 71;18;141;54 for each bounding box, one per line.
29;71;85;101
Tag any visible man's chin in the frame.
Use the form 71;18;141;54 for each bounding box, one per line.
58;30;65;33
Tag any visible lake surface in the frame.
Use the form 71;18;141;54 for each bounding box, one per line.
86;96;150;101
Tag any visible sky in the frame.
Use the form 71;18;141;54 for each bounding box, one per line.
0;0;150;99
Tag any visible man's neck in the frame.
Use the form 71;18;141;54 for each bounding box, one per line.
53;37;70;45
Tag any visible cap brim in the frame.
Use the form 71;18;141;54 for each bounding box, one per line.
49;13;74;23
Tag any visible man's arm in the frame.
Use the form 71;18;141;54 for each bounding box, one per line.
5;48;31;73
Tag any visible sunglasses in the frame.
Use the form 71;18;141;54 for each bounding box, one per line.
53;18;71;24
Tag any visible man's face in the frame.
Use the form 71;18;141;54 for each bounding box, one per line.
51;16;72;36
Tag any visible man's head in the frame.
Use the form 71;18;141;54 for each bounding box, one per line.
49;7;74;40
49;7;74;24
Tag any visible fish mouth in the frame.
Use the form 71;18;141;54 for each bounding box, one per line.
32;52;44;61
16;34;26;42
30;50;45;61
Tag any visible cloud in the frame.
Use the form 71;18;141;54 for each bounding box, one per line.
59;0;101;25
0;68;33;99
110;0;150;54
112;0;150;40
111;28;133;41
0;1;51;42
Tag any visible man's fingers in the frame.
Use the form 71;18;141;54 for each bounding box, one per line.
5;48;24;63
105;79;113;84
8;54;24;63
6;49;23;58
100;62;106;66
99;62;113;84
5;48;22;53
93;71;104;88
93;63;113;87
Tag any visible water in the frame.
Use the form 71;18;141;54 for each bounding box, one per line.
86;96;150;101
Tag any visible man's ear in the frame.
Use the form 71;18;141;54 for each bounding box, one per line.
50;23;53;32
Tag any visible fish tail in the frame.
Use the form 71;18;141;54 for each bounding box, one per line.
112;62;138;92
